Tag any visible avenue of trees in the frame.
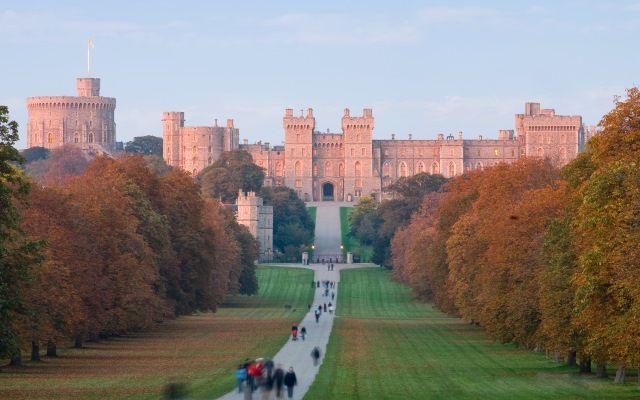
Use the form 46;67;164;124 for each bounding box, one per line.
389;87;640;383
199;150;315;261
0;109;258;365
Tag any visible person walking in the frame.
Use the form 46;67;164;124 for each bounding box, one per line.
311;346;321;366
273;364;285;399
323;303;327;312
314;309;320;323
300;326;307;340
284;367;297;399
260;369;273;400
236;364;247;393
328;303;334;314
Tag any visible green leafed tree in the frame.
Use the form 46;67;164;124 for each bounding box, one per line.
124;135;163;156
199;150;265;203
0;106;42;365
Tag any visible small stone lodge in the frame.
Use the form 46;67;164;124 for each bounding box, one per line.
234;191;273;263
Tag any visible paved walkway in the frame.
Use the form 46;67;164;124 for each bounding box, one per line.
307;202;351;262
218;262;370;400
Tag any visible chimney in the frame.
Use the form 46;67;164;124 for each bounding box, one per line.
408;133;412;140
391;134;395;140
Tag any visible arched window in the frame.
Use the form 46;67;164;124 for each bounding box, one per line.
383;162;391;177
87;132;93;143
295;161;302;176
449;161;456;177
399;161;408;177
74;132;79;143
324;161;332;177
431;162;439;175
339;163;344;177
355;161;362;177
537;147;544;157
48;132;54;144
476;162;483;171
416;161;425;173
275;161;284;177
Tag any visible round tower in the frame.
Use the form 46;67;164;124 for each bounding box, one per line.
26;77;116;152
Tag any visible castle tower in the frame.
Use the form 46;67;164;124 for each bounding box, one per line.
283;108;315;201
342;108;375;199
236;190;273;262
26;77;116;152
162;112;185;169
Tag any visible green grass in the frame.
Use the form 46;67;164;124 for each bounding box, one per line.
340;207;373;262
0;266;314;400
306;268;638;399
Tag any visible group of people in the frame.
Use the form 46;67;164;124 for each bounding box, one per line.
290;325;306;341
236;358;298;400
326;263;335;271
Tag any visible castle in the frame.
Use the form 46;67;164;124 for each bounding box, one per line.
26;77;116;153
162;112;239;175
164;103;584;202
235;191;273;262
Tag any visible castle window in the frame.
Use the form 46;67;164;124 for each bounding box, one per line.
417;162;425;173
476;162;483;170
449;162;456;177
87;132;93;143
399;161;408;177
384;149;389;156
48;132;54;144
295;179;302;188
350;148;355;157
431;162;439;175
537;147;544;157
355;161;362;177
295;161;302;176
383;162;391;177
339;163;344;177
324;161;332;177
275;161;283;177
494;148;500;156
313;164;318;176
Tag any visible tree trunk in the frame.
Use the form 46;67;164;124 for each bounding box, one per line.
74;335;83;348
46;340;57;357
614;367;625;384
579;357;592;373
596;362;608;378
31;341;41;362
9;350;22;366
553;351;561;362
567;351;577;367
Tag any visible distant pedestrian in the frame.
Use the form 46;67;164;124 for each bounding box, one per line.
311;280;315;288
284;367;298;399
323;303;327;312
331;292;335;300
328;304;334;314
318;305;322;313
273;365;284;399
236;364;247;393
315;309;320;323
291;325;298;341
300;326;307;340
311;346;321;366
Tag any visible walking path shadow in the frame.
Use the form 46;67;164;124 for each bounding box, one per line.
217;262;373;400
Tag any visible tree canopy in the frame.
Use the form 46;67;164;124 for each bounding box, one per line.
124;135;163;156
198;150;265;203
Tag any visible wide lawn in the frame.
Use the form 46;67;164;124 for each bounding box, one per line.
306;268;638;399
340;206;373;262
0;266;314;400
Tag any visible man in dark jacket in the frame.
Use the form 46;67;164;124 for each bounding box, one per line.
272;364;285;399
283;367;297;399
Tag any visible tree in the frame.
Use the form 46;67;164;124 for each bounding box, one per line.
26;145;89;185
20;147;49;164
124;135;163;156
0;105;42;364
199;150;265;203
260;186;314;261
348;196;378;245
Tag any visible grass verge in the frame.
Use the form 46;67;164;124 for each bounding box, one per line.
0;266;314;400
340;206;373;262
305;268;638;399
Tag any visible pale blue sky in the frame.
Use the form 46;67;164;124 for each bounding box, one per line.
2;1;639;149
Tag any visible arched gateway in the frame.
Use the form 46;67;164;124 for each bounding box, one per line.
322;182;335;201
